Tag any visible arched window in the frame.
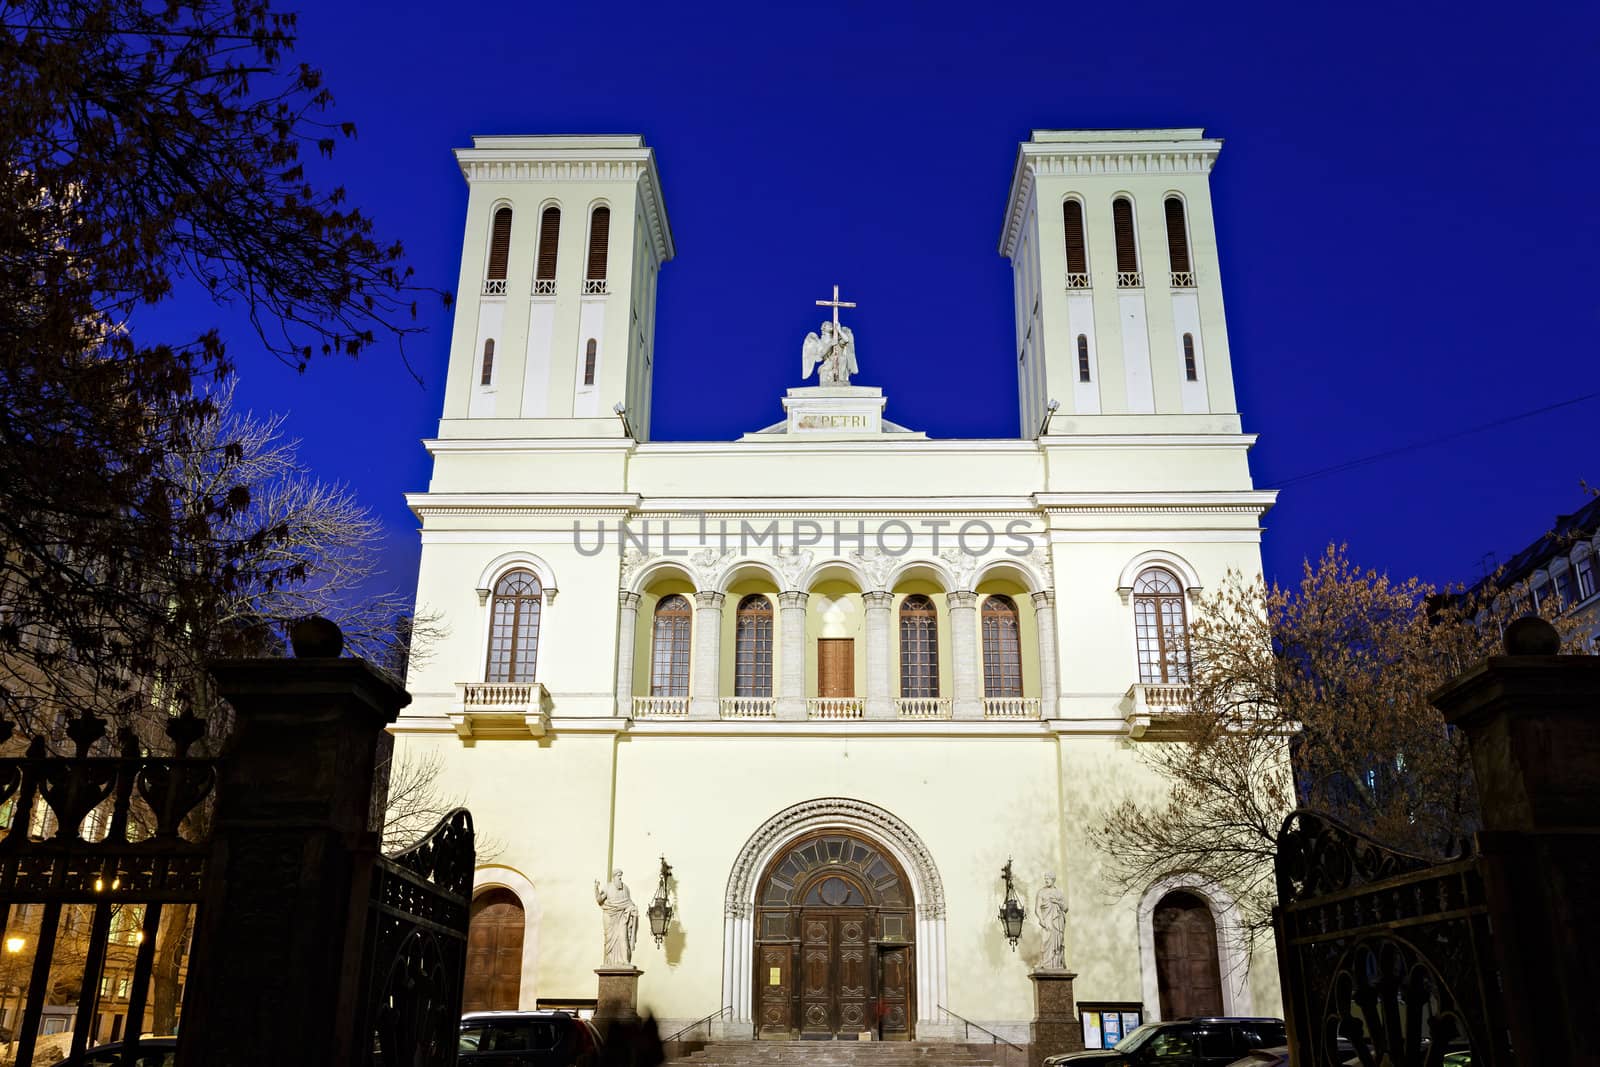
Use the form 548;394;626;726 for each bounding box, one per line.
899;595;939;698
1062;199;1088;280
586;206;610;285
650;594;692;697
535;205;561;289
1077;334;1091;382
583;339;597;386
735;594;774;697
1163;196;1192;284
486;570;541;683
1133;568;1189;684
486;207;513;281
480;339;495;386
981;595;1023;698
1183;334;1197;381
1112;197;1139;284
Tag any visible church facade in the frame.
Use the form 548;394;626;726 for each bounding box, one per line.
395;129;1281;1045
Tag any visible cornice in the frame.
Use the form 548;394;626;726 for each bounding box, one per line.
634;495;1040;515
1034;490;1277;515
999;136;1222;257
406;492;641;518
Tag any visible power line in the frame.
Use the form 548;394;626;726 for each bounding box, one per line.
1267;389;1600;490
1;22;277;42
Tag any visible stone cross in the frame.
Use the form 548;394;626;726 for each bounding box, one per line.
815;284;856;331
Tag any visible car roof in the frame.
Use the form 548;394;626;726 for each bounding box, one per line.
462;1010;577;1021
1168;1017;1284;1024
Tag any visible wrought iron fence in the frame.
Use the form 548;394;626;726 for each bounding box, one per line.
0;708;217;1066
1273;810;1512;1067
356;808;475;1067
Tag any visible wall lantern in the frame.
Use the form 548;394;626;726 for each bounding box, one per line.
647;857;674;948
998;858;1026;950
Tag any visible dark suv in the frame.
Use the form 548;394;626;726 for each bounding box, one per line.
459;1010;602;1067
1044;1018;1287;1067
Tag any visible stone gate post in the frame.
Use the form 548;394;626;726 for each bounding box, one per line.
176;621;409;1067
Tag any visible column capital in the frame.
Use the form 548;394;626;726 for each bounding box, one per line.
777;590;809;610
863;590;895;610
694;589;726;611
946;590;978;610
1030;589;1056;609
618;590;641;610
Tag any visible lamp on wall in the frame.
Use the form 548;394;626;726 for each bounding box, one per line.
647;857;674;948
998;858;1026;950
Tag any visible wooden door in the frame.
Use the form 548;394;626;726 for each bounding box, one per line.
756;943;793;1039
798;909;871;1038
817;638;854;697
464;888;524;1013
876;944;912;1040
1153;890;1223;1019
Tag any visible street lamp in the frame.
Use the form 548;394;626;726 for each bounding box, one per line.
646;857;674;948
998;859;1026;950
1;937;24;1043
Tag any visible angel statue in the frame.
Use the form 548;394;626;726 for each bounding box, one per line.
801;319;859;385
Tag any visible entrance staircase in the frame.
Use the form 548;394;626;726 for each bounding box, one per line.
675;1041;1004;1067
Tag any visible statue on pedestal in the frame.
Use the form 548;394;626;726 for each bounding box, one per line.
1036;873;1068;971
595;869;639;965
802;284;860;385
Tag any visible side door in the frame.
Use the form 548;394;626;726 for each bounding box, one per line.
1191;1025;1241;1066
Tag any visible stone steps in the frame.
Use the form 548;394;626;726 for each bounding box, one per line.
678;1041;1001;1067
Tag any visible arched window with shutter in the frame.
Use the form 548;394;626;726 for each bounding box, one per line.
1164;196;1193;286
586;206;610;292
650;594;692;697
486;570;542;683
1062;199;1089;286
485;207;513;290
1112;197;1140;287
480;339;495;386
1183;334;1197;381
981;595;1023;698
899;595;939;698
1077;335;1091;382
535;205;561;292
583;339;597;386
1133;569;1189;684
735;595;774;697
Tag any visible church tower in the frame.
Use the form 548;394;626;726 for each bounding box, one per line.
1000;130;1236;436
442;136;674;440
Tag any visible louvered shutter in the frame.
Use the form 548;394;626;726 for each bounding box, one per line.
587;207;610;281
1112;198;1138;272
1164;197;1191;273
486;208;513;280
536;207;561;280
480;339;494;385
1062;200;1088;274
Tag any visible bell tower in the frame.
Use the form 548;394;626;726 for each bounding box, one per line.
999;129;1239;436
442;136;674;440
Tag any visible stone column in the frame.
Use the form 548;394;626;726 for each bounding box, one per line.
776;590;809;720
947;590;981;718
1029;970;1083;1067
615;591;640;717
1031;590;1059;718
864;590;895;719
690;590;725;719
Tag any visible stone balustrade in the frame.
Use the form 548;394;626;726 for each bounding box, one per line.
719;696;776;719
807;697;864;720
895;697;952;720
632;695;690;719
982;696;1041;719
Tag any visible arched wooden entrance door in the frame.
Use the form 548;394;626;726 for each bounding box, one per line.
754;830;915;1041
1153;890;1223;1018
464;888;525;1013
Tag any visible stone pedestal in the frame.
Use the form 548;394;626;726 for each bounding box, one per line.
595;966;643;1025
1028;970;1082;1067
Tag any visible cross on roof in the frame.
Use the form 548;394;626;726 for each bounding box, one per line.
815;284;856;331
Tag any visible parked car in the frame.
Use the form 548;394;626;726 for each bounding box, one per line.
459;1010;601;1067
57;1036;178;1066
1223;1048;1288;1067
1044;1017;1287;1067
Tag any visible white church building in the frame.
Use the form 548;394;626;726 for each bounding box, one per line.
395;128;1281;1046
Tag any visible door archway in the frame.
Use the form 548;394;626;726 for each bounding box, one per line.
754;830;915;1040
464;887;525;1013
1152;890;1223;1018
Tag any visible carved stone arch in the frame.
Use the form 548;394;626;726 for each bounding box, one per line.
471;865;542;1010
801;557;870;592
1116;550;1203;604
1136;873;1252;1021
715;557;783;594
628;557;699;595
719;798;952;1038
884;558;954;593
476;551;559;607
974;558;1044;594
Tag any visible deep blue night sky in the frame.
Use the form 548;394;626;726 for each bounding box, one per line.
170;0;1600;601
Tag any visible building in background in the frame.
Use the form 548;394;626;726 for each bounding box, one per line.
1467;494;1600;651
395;130;1279;1045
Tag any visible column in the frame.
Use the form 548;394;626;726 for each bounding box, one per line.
947;590;981;718
863;591;894;719
1031;589;1059;718
615;591;640;717
690;590;724;719
776;590;809;720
